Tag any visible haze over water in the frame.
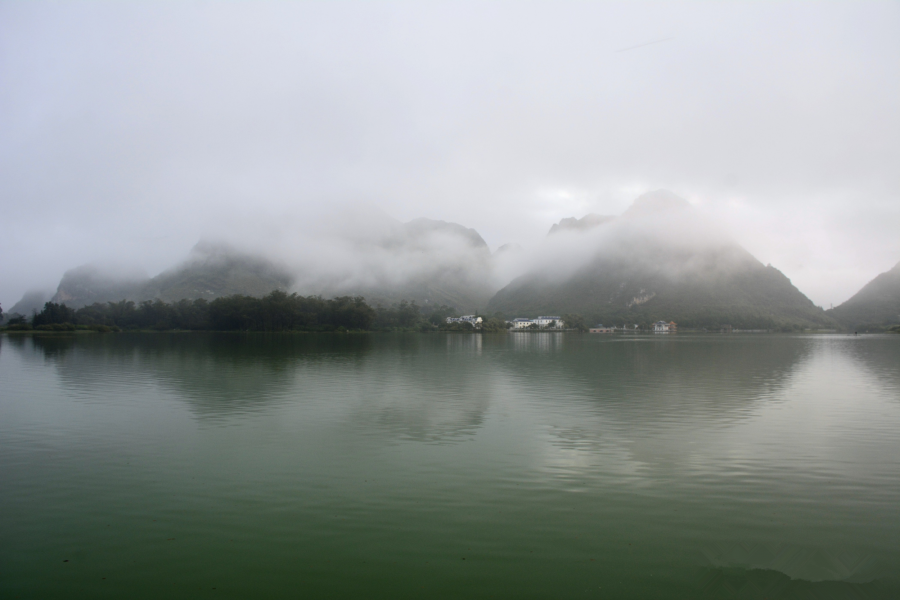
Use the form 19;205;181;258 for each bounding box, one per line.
2;332;899;598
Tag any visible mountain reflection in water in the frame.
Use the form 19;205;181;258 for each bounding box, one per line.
2;332;899;598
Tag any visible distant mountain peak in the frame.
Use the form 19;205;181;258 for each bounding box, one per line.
402;218;489;250
547;190;691;236
828;259;900;329
493;242;523;256
622;189;692;218
489;190;832;330
548;214;615;236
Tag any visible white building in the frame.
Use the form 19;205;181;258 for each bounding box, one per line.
653;321;677;333
510;318;534;329
446;315;483;327
534;316;564;329
509;316;565;329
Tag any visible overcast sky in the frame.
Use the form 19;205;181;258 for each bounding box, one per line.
1;1;898;309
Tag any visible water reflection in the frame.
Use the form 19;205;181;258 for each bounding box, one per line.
4;331;900;593
485;335;819;480
28;333;373;417
829;334;900;397
14;333;898;446
507;331;565;353
22;334;494;440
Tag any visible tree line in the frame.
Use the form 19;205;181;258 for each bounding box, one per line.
7;292;522;333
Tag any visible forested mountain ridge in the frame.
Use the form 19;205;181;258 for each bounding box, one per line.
827;261;900;330
50;242;292;309
40;216;495;313
7;290;51;318
22;197;857;329
487;190;836;330
297;217;495;312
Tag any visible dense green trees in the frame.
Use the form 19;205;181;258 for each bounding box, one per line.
373;300;425;329
561;313;587;332
32;302;76;327
14;293;518;333
21;292;376;332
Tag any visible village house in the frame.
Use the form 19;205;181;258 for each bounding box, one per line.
446;315;483;327
590;324;614;333
653;321;677;333
509;316;565;329
534;316;564;329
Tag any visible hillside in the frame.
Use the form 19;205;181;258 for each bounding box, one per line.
52;265;150;308
487;190;835;330
6;290;52;318
306;217;495;312
827;261;900;330
50;243;292;309
145;242;292;303
44;216;495;313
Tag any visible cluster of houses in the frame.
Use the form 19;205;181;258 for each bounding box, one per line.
446;315;566;329
445;315;483;326
444;315;565;330
590;321;677;333
445;315;677;333
509;316;565;330
653;321;677;333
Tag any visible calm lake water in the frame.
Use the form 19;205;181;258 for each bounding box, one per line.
2;332;899;599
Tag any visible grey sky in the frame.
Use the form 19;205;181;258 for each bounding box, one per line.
2;1;898;309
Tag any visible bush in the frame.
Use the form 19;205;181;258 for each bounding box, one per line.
35;323;76;332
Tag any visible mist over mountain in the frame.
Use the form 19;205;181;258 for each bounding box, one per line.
294;215;494;312
147;242;293;303
488;190;835;330
6;290;52;318
25;192;866;329
51;264;150;309
49;243;291;309
548;214;615;236
38;211;496;313
827;261;900;330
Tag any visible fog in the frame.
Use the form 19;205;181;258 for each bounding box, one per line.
2;1;898;310
512;190;750;286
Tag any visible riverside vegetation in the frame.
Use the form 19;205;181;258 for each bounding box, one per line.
4;293;875;335
9;193;899;333
2;292;513;333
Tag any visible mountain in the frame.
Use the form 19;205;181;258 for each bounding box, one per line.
44;215;495;313
51;265;150;308
487;190;835;330
145;242;292;303
827;261;900;330
308;217;495;312
548;214;614;235
6;290;52;317
50;243;292;309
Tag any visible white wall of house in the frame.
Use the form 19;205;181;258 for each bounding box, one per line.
446;315;483;325
510;317;564;329
534;316;564;329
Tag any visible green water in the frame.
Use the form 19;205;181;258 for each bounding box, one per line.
1;332;899;599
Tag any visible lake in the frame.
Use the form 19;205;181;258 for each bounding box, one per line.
2;332;899;599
